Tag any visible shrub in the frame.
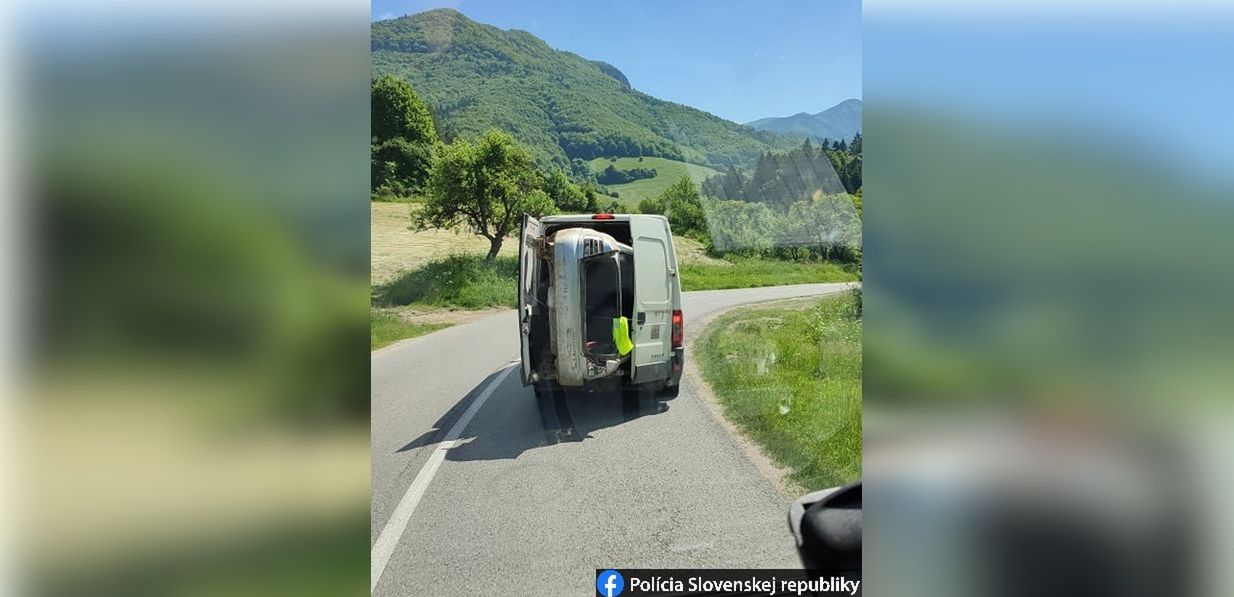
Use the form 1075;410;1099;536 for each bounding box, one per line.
373;254;519;309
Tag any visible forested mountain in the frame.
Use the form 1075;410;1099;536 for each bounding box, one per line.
372;9;799;170
746;99;862;144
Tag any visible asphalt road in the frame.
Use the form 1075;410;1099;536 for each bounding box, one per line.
371;282;854;595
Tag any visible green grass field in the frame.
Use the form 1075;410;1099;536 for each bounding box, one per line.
589;156;719;207
373;254;519;310
698;291;862;490
680;258;858;291
374;252;855;310
370;310;450;349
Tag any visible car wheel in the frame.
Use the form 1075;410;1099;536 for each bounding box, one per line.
534;381;558;401
658;382;680;399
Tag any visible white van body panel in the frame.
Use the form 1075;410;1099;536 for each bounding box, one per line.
629;217;675;375
519;214;683;389
517;215;542;385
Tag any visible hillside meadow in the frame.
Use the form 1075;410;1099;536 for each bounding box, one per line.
589;156;719;208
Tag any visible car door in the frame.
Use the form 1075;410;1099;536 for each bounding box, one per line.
518;214;542;385
630;217;673;377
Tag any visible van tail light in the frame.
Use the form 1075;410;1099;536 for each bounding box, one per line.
671;310;684;349
591;213;615;220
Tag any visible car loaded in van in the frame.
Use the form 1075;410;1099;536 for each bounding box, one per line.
518;213;684;400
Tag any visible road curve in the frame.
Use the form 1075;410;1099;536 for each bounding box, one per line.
371;282;854;595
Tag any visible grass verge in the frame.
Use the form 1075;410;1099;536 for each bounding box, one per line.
374;252;856;313
697;291;862;490
680;258;857;291
371;310;450;350
372;254;518;310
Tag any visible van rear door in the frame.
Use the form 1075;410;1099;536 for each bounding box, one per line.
518;215;542;385
630;217;673;377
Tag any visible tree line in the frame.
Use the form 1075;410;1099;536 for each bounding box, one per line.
373;74;860;264
596;163;657;185
640;138;862;263
371;75;615;259
700;136;862;209
370;75;438;199
639;174;861;264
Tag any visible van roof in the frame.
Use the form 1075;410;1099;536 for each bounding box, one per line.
539;214;665;223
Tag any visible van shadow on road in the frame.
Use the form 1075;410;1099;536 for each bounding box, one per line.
396;367;674;462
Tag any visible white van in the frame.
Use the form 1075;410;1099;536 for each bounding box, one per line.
518;213;684;399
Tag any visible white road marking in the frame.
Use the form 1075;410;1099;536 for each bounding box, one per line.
371;363;518;592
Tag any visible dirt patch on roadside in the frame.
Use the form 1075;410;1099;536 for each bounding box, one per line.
673;235;728;266
381;306;511;327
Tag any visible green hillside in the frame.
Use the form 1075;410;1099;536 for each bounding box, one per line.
371;9;799;170
589;157;719;207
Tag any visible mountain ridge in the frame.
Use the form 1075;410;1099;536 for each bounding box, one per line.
747;99;862;144
371;9;800;170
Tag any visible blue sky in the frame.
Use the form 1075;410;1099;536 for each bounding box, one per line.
865;12;1234;184
371;0;862;124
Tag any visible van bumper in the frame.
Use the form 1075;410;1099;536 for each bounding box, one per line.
667;347;684;387
628;348;685;387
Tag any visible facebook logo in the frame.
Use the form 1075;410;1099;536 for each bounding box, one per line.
596;569;624;597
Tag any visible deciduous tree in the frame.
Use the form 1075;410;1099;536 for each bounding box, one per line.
638;176;707;239
371;75;439;196
371;75;437;146
419;131;555;259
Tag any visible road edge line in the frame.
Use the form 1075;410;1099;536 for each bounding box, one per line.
370;364;517;592
370;309;516;358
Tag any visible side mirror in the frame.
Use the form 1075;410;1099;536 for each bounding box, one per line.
789;482;862;573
